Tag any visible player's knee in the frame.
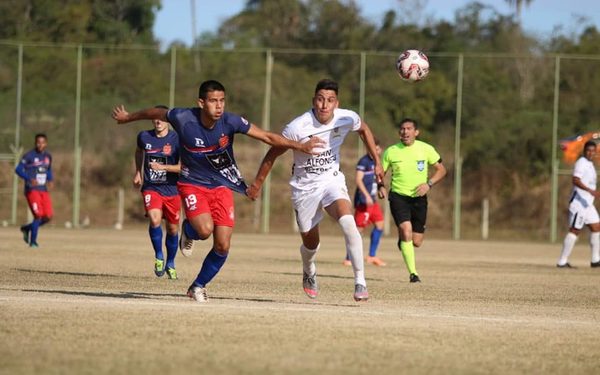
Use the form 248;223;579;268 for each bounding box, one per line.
213;242;230;255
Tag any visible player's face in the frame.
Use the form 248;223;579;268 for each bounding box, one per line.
35;136;47;152
312;89;338;124
153;119;169;134
399;122;419;146
584;145;596;161
198;90;225;122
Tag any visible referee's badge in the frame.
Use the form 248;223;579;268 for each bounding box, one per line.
417;160;425;171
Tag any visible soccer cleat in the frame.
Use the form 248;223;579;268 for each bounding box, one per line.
591;261;600;268
154;259;165;277
187;284;208;302
29;242;39;248
302;272;318;299
165;267;177;280
353;284;369;302
556;263;575;268
20;226;29;244
366;256;387;266
342;259;352;267
179;228;195;257
410;273;421;283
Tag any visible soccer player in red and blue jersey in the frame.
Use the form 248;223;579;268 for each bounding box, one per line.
134;105;181;279
15;133;53;248
112;80;323;302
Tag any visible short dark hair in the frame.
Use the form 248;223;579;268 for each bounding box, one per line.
35;133;47;140
399;118;418;129
154;104;168;110
314;79;338;95
198;80;226;99
584;140;597;150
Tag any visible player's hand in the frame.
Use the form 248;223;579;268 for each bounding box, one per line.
365;195;374;206
374;164;384;185
149;162;165;171
46;181;54;190
30;179;38;187
415;183;430;197
246;183;262;201
133;172;142;187
112;105;130;124
377;184;387;199
301;136;325;155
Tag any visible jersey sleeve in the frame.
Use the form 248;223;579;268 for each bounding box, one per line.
350;111;361;132
136;131;145;150
573;159;585;179
281;123;296;141
232;114;251;134
356;156;368;171
166;108;182;132
426;144;442;165
381;147;391;172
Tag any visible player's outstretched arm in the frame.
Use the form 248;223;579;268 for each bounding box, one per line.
357;120;384;183
245;124;323;155
112;105;168;124
246;146;287;201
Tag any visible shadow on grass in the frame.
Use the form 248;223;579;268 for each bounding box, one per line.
13;287;359;307
267;271;385;282
15;268;138;279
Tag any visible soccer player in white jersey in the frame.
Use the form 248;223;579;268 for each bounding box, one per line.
557;140;600;268
247;79;383;302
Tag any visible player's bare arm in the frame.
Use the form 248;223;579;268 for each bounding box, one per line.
415;161;447;197
245;124;324;155
246;146;287;200
133;148;143;187
573;176;600;198
355;170;374;205
357;121;384;183
149;162;181;174
112;105;168;124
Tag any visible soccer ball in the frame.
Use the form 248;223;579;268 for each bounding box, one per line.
396;49;429;82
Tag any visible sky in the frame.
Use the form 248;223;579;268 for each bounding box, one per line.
153;0;600;48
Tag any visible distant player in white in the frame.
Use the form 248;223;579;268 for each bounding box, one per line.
247;79;383;302
557;140;600;268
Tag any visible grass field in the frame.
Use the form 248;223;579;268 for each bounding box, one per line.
1;227;600;374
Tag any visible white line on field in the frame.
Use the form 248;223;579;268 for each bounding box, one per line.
0;292;597;327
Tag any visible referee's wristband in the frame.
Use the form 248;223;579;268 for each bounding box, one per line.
427;180;434;187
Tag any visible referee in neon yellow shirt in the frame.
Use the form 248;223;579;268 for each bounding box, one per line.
378;118;447;283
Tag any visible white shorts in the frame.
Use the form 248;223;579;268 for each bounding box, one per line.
568;201;600;230
291;172;350;233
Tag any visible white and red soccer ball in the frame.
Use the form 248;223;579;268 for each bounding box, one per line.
396;49;429;82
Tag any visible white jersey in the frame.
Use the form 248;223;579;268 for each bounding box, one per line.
282;108;361;190
571;156;597;208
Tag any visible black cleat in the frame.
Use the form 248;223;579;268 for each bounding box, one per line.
409;273;421;283
591;261;600;268
556;263;576;269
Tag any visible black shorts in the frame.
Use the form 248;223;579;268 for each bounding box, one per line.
389;192;428;233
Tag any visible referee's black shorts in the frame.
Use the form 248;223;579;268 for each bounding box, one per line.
389;191;428;233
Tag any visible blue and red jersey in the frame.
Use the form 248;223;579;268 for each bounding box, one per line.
15;149;53;194
166;108;250;194
137;129;180;197
353;154;377;206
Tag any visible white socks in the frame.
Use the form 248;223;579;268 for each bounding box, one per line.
300;243;319;276
591;232;600;263
338;215;366;286
558;232;578;265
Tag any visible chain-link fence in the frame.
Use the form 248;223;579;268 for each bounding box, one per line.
1;41;599;241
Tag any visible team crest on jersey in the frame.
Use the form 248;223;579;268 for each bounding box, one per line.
145;143;152;150
162;143;172;155
219;134;229;148
195;138;204;146
417;160;425;171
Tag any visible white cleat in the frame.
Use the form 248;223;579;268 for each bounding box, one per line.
187;285;208;302
179;229;195;257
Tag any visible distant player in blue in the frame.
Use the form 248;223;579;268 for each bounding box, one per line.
133;105;181;279
344;138;386;267
112;80;323;302
15;133;53;248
